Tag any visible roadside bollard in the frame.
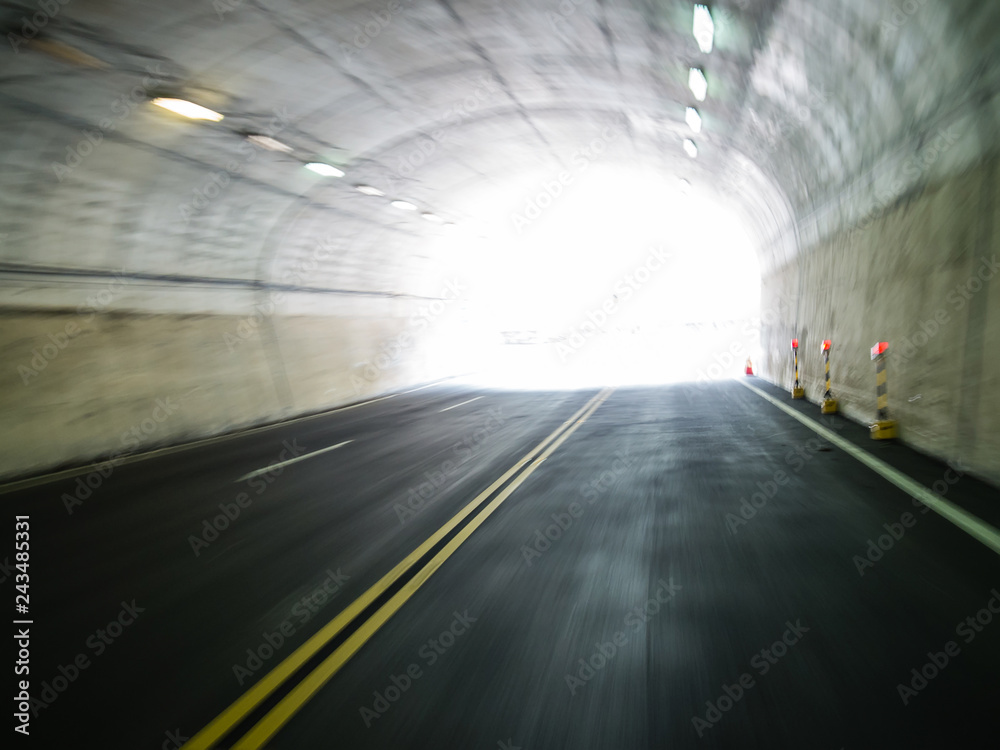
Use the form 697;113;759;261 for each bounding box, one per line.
821;340;837;414
869;341;897;439
791;338;804;399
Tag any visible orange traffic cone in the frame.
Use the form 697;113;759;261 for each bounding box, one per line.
745;357;754;376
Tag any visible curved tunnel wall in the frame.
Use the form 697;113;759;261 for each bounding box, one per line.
0;0;998;482
750;0;1000;484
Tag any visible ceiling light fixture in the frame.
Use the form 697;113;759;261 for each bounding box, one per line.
151;98;224;121
391;200;418;211
683;139;698;158
305;162;345;177
246;134;293;152
355;185;385;196
421;212;445;223
685;107;702;133
689;68;708;101
693;5;715;54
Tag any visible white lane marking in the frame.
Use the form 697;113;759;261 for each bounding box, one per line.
2;375;470;493
739;379;1000;556
236;440;354;482
439;396;483;413
0;395;392;495
402;382;440;394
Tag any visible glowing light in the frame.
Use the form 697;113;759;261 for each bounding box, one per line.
822;339;832;352
151;98;224;121
689;68;708;101
422;212;445;223
391;200;417;211
871;342;889;359
791;338;799;350
686;107;702;133
694;5;715;54
356;185;385;196
246;134;292;152
683;139;698;158
420;164;761;388
305;162;345;177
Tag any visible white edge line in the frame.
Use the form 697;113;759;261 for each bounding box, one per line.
439;396;483;413
739;379;1000;556
236;441;354;483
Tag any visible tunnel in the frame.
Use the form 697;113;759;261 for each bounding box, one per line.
2;0;999;747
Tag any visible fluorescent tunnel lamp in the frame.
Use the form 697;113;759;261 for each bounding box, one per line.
686;107;702;133
305;162;345;177
694;5;715;54
689;68;708;101
151;98;224;121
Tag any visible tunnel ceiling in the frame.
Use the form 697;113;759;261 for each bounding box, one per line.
1;0;998;308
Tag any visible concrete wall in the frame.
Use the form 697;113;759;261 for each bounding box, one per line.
0;305;443;480
759;156;999;485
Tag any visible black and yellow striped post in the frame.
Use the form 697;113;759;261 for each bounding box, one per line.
821;339;837;413
791;338;805;399
870;341;897;439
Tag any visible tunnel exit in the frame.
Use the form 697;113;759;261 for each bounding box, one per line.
423;164;763;388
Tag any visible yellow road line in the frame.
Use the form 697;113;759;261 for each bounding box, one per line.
181;388;610;750
232;388;614;748
739;379;1000;555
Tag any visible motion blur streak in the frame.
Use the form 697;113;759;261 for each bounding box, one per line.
1;0;998;748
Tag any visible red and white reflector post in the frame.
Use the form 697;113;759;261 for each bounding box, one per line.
820;340;837;414
790;339;804;399
869;342;897;439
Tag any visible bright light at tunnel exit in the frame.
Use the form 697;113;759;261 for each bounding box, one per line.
421;164;761;389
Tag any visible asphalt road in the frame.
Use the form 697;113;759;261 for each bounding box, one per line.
5;380;1000;748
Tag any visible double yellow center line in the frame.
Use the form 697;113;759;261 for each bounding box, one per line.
183;387;614;749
